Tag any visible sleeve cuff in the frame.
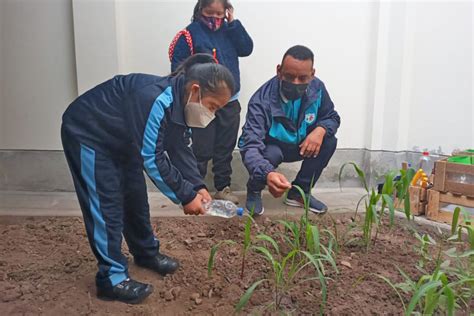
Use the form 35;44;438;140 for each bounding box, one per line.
181;191;197;206
194;184;207;192
255;164;275;183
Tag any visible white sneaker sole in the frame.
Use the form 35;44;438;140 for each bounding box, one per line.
284;199;327;214
246;207;264;216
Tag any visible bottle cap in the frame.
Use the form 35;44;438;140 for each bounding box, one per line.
236;207;244;217
422;151;429;156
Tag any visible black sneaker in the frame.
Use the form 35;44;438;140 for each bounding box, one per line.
135;253;179;276
285;189;328;214
97;278;153;304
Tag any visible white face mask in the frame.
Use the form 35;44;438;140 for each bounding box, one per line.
184;89;216;128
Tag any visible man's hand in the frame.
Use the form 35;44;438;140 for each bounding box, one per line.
197;188;212;203
267;172;291;198
299;127;326;158
183;194;206;216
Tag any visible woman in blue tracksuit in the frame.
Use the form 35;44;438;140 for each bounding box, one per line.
61;54;234;304
169;0;253;204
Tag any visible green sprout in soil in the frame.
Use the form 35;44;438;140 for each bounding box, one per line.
207;185;338;315
338;162;415;251
379;207;474;315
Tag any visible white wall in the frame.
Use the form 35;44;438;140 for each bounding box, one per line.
406;1;473;153
0;0;472;153
114;0;378;149
0;0;77;150
0;0;5;147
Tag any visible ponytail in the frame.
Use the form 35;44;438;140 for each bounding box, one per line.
172;53;235;97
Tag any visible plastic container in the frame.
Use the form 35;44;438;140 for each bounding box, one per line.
204;200;244;218
446;156;474;184
418;151;434;175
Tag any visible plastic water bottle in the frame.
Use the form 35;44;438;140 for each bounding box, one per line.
418;151;434;175
204;200;244;218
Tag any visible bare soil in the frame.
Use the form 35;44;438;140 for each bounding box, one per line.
0;213;470;315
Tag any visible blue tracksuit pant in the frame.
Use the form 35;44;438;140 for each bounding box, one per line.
61;126;158;289
247;136;337;193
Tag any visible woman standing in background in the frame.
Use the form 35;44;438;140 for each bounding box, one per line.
169;0;253;203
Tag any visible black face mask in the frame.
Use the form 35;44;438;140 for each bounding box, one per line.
280;80;308;101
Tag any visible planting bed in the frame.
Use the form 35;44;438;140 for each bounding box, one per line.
0;214;472;315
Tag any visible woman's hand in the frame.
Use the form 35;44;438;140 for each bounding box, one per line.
197;188;212;203
183;194;206;215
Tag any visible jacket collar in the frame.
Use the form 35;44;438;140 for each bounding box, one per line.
268;76;321;119
170;75;187;126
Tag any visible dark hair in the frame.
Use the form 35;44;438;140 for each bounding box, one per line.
192;0;233;22
281;45;314;66
173;53;235;97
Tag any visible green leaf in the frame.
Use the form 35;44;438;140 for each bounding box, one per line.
339;162;368;193
382;171;396;195
252;246;279;271
376;274;406;311
404;192;411;220
300;251;327;314
244;214;253;250
451;207;461;235
443;286;455;316
292;185;309;213
405;280;442;316
234;279;266;312
208;240;236;277
256;234;280;255
307;225;321;255
382;194;395;227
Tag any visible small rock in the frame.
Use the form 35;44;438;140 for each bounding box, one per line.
335;219;342;225
350;252;356;258
171;286;181;299
164;291;174;301
197;232;206;238
184;239;193;246
195;298;203;305
190;292;200;300
229;247;238;257
340;260;352;269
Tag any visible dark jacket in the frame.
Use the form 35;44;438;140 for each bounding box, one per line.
238;76;341;182
62;74;205;205
171;19;253;94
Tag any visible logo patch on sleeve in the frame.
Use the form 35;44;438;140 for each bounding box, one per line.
305;113;316;124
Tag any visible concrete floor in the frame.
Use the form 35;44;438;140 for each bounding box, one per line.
0;188;452;230
0;188;366;217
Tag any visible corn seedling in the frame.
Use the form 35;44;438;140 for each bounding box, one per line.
339;162;415;250
207;210;256;279
413;232;437;269
235;230;337;314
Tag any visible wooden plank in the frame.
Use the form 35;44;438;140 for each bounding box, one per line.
438;192;474;207
445;162;474;176
445;182;474;197
426;189;440;219
433;160;446;192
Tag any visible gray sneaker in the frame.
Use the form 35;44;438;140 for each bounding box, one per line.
214;186;239;204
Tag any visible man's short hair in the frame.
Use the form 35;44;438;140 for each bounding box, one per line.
281;45;314;66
